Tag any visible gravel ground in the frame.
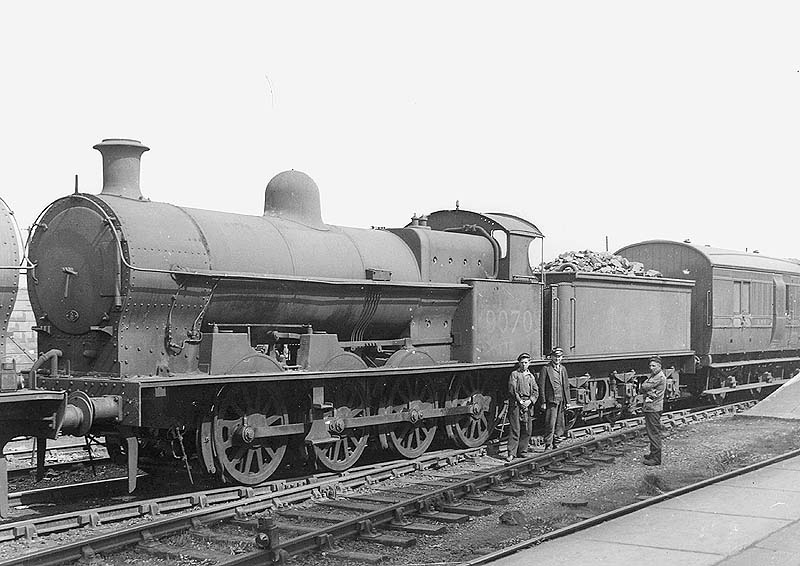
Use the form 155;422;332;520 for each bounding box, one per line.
2;414;799;565
300;414;800;566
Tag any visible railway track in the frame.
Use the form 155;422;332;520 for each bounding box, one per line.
462;443;800;565
4;438;107;460
4;438;110;480
5;473;150;513
6;458;114;484
0;401;755;566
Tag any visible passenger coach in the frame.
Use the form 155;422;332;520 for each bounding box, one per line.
618;240;800;399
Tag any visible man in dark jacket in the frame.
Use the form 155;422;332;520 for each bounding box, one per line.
507;352;538;461
538;347;570;450
640;355;667;465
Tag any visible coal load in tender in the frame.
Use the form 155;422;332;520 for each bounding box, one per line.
535;250;662;277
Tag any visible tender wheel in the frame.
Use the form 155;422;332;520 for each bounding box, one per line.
445;373;497;448
380;377;438;458
313;381;370;472
212;384;289;485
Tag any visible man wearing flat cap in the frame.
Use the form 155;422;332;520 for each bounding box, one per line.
507;352;538;461
538;347;570;450
640;355;667;465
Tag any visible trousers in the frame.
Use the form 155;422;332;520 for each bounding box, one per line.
543;400;566;448
507;402;532;457
644;411;662;462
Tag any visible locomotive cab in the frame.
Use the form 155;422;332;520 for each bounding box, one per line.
392;209;545;363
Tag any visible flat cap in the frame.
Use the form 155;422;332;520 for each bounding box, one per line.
649;355;663;365
549;347;564;356
517;352;531;362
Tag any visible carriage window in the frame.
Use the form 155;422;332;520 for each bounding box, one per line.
734;281;750;314
789;285;800;318
742;282;750;314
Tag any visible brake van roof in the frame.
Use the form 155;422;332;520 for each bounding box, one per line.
622;240;800;276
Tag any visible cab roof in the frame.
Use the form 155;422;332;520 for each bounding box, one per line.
425;209;543;238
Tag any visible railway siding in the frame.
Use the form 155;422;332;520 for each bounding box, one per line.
0;402;760;565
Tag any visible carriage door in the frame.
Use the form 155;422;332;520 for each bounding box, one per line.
770;276;787;348
787;280;800;349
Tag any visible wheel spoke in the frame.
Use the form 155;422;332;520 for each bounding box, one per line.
313;382;369;472
381;378;438;458
446;374;496;448
228;446;247;472
212;384;288;485
265;414;282;427
243;449;256;473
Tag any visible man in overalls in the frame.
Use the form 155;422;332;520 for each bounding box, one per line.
507;352;538;461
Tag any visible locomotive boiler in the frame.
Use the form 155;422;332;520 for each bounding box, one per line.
26;139;544;486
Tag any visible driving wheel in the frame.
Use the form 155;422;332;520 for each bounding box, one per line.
445;373;496;448
380;377;438;458
313;381;370;472
212;384;289;485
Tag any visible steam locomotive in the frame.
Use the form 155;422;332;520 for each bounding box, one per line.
5;139;800;497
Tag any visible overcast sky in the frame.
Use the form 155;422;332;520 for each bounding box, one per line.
2;2;799;264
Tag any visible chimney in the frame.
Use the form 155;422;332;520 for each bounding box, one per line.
93;139;149;199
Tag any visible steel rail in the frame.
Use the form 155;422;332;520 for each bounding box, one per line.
0;403;750;542
0;447;475;546
0;401;756;565
0;448;480;566
222;428;644;565
6;473;143;511
3;440;91;456
7;457;112;481
221;400;758;565
461;445;800;565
